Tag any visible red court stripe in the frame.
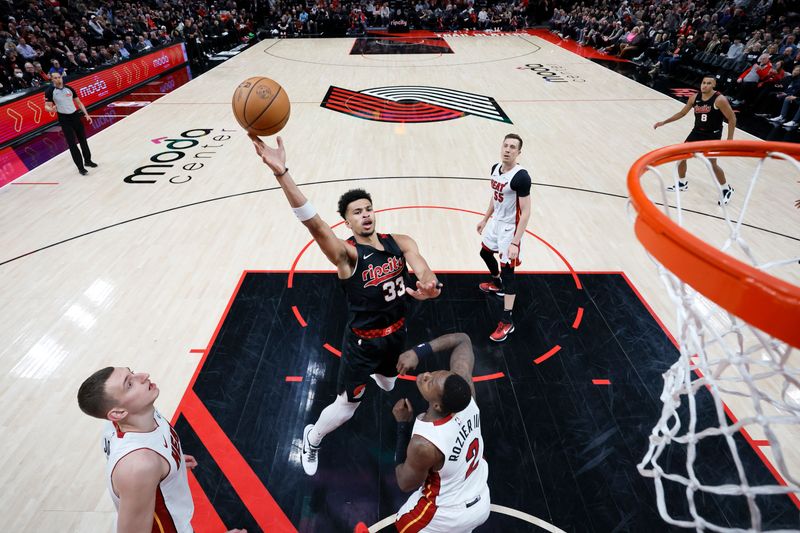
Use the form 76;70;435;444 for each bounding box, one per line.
592;379;611;385
619;272;678;348
323;343;342;357
189;349;205;354
11;182;59;185
172;270;248;426
752;440;770;447
287;240;316;288
187;468;227;533
181;390;297;532
534;345;561;365
285;376;303;382
291;306;307;327
474;372;505;382
572;307;584;329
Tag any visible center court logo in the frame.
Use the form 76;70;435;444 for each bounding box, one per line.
124;128;235;184
517;63;586;83
321;85;512;124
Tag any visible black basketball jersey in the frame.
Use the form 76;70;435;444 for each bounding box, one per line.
342;234;408;330
692;92;724;134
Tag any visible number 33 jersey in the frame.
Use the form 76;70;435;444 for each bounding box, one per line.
342;233;409;330
410;397;489;508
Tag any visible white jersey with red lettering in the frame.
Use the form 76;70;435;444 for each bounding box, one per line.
396;397;490;532
103;409;194;533
489;163;526;224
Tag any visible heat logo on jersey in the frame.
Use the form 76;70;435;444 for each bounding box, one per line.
321;85;512;124
168;425;182;467
490;178;506;202
362;257;405;287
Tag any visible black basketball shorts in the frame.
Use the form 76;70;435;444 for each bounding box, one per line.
337;326;407;402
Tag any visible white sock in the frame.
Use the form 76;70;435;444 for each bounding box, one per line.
309;393;359;446
371;373;397;391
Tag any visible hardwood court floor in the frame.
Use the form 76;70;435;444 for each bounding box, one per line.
0;31;797;532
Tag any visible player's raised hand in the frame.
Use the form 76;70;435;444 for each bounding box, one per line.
249;134;286;176
396;349;419;375
183;454;198;469
406;280;442;300
392;398;414;423
653;121;663;129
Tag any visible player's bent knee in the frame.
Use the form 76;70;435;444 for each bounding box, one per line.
339;389;365;405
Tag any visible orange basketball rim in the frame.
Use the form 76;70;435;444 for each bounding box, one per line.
627;140;800;348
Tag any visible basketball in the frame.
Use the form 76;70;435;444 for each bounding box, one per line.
232;77;291;136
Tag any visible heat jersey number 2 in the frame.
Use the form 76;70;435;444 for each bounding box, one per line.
465;438;480;479
382;277;406;302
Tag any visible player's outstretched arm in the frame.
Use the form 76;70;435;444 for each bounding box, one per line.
392;399;442;492
429;332;475;396
250;135;353;270
716;96;737;140
653;95;695;129
396;333;475;395
113;449;165;533
393;234;441;300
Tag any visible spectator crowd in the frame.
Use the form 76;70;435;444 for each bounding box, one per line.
550;0;800;128
2;0;549;96
1;0;258;96
8;0;799;132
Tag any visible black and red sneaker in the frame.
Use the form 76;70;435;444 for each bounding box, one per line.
479;280;505;297
490;321;515;342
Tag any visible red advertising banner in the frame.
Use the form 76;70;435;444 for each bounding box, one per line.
1;42;188;147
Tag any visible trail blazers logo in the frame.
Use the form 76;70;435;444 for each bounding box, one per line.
321;85;512;124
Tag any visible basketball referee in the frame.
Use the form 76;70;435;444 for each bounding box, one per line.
44;72;97;175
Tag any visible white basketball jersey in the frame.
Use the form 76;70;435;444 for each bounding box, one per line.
410;397;489;508
489;163;526;225
103;409;194;533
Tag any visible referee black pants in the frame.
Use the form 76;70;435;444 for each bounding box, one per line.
58;112;92;171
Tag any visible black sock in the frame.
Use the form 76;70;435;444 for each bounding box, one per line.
502;309;513;323
492;275;503;289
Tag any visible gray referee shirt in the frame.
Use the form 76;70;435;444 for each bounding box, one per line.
44;84;78;114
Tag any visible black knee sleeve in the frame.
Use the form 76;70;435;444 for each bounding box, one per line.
501;264;516;295
480;247;499;276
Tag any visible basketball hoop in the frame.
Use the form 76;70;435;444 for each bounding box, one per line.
627;140;800;532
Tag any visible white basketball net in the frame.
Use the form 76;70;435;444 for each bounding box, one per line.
632;148;800;532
